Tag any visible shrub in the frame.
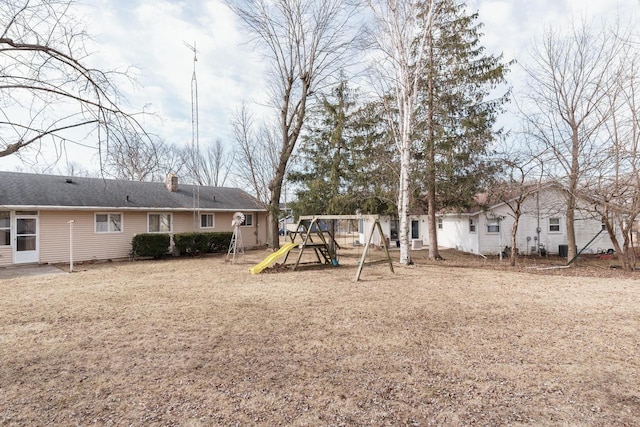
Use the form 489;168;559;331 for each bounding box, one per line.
131;233;171;259
173;232;233;256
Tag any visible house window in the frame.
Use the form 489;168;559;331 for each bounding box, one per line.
148;213;172;233
200;213;215;229
437;217;443;230
549;218;560;233
241;213;253;227
390;219;399;240
469;218;476;233
487;220;500;233
95;213;122;233
0;211;9;246
411;220;419;239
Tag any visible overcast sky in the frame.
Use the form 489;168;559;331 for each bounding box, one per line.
1;0;639;173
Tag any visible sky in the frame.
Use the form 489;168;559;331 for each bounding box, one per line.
1;0;639;174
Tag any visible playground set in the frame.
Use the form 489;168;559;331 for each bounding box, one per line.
249;215;394;281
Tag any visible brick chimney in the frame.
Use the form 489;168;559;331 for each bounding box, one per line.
166;174;178;192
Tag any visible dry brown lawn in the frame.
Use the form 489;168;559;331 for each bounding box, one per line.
1;247;639;426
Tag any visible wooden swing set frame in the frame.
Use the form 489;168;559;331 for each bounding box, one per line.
283;215;394;281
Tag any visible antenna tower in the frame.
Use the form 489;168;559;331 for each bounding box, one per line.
184;41;200;180
185;41;200;224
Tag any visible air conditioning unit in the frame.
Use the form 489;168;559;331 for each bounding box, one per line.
411;239;423;250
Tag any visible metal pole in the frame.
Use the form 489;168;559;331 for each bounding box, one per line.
566;228;605;266
67;220;75;273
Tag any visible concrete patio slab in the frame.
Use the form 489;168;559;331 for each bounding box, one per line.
0;265;68;279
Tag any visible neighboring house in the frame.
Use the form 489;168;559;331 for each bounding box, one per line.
0;171;267;266
361;183;622;255
359;214;428;249
278;202;294;235
439;183;620;256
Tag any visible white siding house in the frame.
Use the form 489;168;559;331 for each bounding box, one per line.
366;183;621;256
358;215;429;249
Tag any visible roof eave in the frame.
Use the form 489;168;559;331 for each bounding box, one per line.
1;205;266;212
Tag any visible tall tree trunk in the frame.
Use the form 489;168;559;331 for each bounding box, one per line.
268;187;282;249
426;130;440;260
425;35;440;261
509;212;520;267
565;192;577;263
566;127;580;265
605;220;628;270
427;193;439;260
367;0;434;266
398;100;412;265
267;107;295;249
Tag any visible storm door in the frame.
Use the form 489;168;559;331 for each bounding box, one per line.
13;212;39;264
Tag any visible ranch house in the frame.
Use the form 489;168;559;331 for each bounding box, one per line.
0;171;267;266
361;182;623;256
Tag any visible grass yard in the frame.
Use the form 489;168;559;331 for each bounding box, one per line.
1;248;639;426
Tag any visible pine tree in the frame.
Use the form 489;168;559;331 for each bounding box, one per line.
416;0;511;260
289;81;396;216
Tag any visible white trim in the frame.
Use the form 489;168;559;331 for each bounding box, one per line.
0;210;10;247
241;213;254;227
13;212;39;264
199;213;215;229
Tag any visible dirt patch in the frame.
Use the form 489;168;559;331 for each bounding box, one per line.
1;249;639;425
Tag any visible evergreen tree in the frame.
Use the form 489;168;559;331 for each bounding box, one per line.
347;100;398;215
289;81;396;216
416;0;511;259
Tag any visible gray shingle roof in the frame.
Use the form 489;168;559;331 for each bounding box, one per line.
0;171;265;211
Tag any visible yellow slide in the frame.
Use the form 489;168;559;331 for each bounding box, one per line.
248;242;298;274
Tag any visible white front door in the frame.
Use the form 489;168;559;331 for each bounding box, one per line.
14;214;39;264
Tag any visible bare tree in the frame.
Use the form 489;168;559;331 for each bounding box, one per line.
158;143;187;181
104;132;169;182
522;17;626;265
226;0;361;248
105;135;160;181
231;103;277;206
58;161;95;178
183;139;234;186
0;0;148;165
490;141;546;266
582;37;640;271
366;0;434;265
203;140;234;187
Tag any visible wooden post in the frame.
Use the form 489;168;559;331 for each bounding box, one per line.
355;219;376;281
292;218;316;271
329;219;336;260
377;220;395;273
355;219;394;282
